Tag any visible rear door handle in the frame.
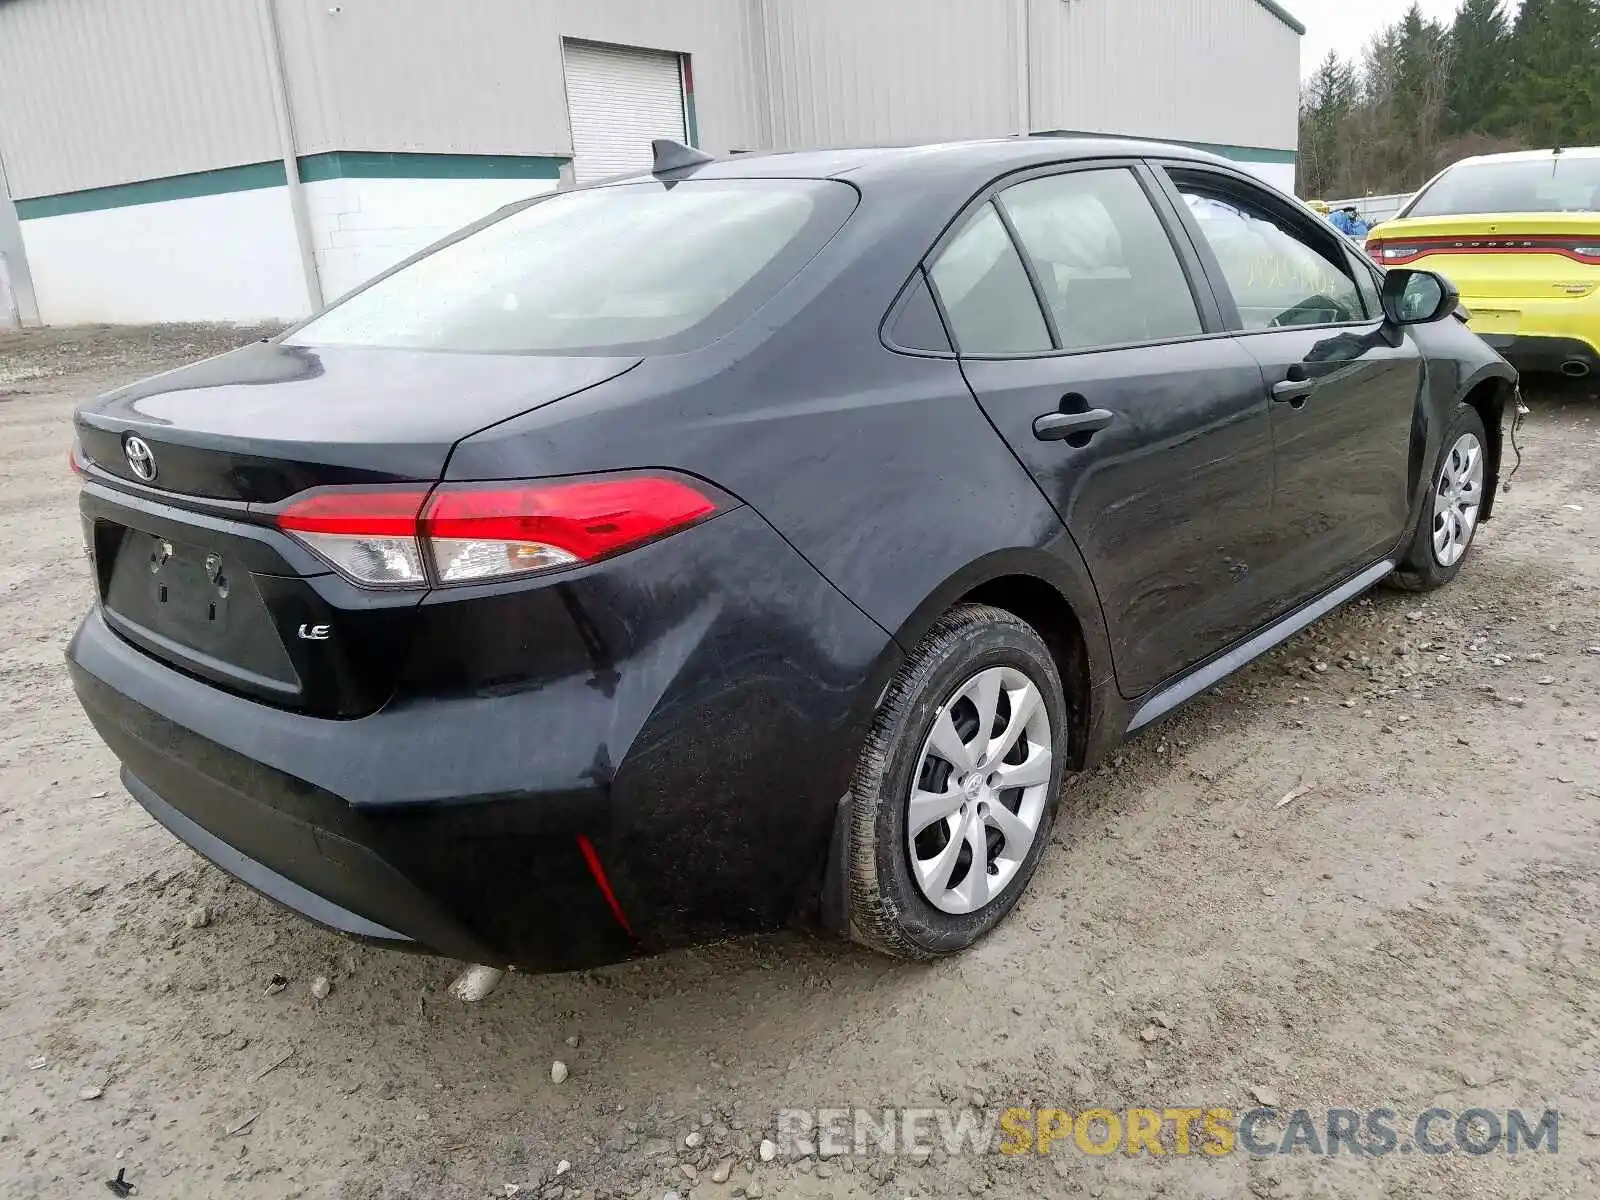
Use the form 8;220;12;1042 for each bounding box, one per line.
1032;408;1115;442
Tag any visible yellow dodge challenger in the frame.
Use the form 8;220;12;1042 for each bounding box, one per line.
1365;147;1600;378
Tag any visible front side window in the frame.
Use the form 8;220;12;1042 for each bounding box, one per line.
928;203;1052;355
1177;184;1364;330
289;179;857;355
999;168;1202;350
1405;155;1600;218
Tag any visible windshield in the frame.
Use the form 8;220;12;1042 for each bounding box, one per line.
288;179;856;354
1404;156;1600;218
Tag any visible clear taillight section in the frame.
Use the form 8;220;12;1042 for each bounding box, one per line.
276;476;719;589
277;488;430;586
1366;239;1419;263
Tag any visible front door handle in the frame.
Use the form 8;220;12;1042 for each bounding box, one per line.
1033;408;1115;442
1272;365;1314;407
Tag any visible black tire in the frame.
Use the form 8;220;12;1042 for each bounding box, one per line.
1389;403;1489;592
845;603;1068;960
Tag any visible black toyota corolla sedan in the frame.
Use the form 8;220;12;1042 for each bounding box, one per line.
66;137;1516;972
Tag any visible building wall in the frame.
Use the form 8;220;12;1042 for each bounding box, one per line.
0;0;280;200
22;186;310;323
1027;0;1300;154
756;0;1021;149
0;155;39;326
272;0;763;161
0;0;1303;324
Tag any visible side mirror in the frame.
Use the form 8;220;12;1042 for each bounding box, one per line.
1380;268;1458;325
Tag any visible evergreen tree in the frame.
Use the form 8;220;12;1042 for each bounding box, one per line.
1499;0;1600;146
1292;0;1600;199
1446;0;1510;135
1299;50;1359;194
1393;4;1452;181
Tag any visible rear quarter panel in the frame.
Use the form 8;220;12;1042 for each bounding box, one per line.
449;184;1113;670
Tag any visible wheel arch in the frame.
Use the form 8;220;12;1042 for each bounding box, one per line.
886;545;1116;773
1457;368;1514;523
817;546;1123;936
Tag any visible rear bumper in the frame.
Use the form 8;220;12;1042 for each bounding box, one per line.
123;770;420;949
66;505;897;970
1457;289;1600;374
1475;332;1599;375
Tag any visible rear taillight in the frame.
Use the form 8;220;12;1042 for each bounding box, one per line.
68;442;86;476
423;477;717;583
277;488;431;587
1367;239;1420;263
276;475;720;589
1368;236;1600;265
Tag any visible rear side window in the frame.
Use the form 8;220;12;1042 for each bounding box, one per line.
928;203;1052;354
1405;156;1600;217
998;168;1202;350
288;179;857;355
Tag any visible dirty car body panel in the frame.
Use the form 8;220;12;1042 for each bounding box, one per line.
66;138;1516;970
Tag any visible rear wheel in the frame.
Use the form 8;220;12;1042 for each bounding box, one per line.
845;604;1067;960
1390;404;1488;592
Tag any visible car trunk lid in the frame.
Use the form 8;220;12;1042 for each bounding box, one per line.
75;341;639;500
73;342;639;716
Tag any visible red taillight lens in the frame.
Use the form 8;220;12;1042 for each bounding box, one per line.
423;477;717;584
275;476;719;588
277;489;427;537
68;442;86;476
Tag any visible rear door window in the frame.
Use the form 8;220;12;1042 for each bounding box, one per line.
928;203;1052;355
997;168;1203;350
288;179;857;355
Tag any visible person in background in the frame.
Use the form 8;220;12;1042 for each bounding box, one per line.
1330;205;1370;239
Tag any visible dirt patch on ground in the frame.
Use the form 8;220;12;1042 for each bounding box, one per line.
0;327;1598;1200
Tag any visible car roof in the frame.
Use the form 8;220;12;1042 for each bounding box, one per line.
1449;145;1600;167
674;136;1238;187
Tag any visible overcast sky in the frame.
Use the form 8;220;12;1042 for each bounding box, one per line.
1294;0;1480;76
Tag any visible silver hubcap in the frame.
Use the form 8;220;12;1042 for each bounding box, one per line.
908;666;1053;915
1432;432;1483;568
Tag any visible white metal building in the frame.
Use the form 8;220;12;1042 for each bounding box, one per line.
0;0;1303;327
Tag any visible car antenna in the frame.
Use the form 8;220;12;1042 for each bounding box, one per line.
652;139;714;174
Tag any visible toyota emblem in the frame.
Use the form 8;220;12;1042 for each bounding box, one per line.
123;434;157;482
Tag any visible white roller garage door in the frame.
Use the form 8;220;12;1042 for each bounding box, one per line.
562;41;687;184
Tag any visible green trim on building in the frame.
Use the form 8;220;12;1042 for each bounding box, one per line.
1251;0;1306;36
296;151;566;183
16;152;569;219
14;161;286;220
1036;130;1297;166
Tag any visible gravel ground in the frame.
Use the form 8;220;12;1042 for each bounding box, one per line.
1;325;1598;1200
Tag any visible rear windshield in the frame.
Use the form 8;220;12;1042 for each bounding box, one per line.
288;179;856;355
1404;156;1600;218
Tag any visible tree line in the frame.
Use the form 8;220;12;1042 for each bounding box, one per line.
1298;0;1600;200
